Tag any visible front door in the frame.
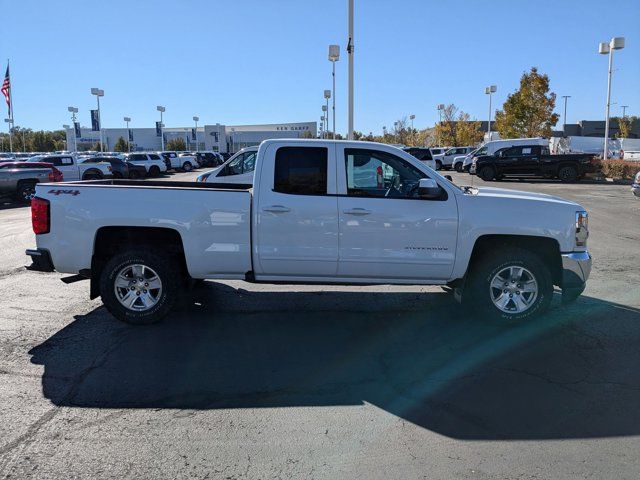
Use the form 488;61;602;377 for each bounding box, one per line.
254;143;339;278
336;146;458;280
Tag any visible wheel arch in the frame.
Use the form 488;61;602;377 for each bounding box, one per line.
90;226;188;299
468;234;563;287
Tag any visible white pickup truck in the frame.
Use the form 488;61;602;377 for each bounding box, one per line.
27;139;592;325
26;154;112;181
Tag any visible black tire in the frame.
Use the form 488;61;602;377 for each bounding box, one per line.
149;166;161;177
465;247;553;322
182;162;193;172
17;181;37;203
454;162;463;172
435;160;442;170
128;169;142;180
82;171;103;181
99;249;180;325
112;172;123;179
558;165;578;183
478;165;496;181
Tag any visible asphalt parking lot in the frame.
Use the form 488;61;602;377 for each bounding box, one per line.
1;171;639;479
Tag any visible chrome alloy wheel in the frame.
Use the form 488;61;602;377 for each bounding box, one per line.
489;265;538;314
114;264;163;311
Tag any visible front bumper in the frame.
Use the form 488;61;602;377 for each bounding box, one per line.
26;248;55;272
561;251;592;302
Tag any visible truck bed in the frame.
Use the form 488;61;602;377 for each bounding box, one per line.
34;179;253;279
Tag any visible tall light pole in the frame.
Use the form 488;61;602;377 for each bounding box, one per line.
599;37;625;160
157;106;165;150
561;96;571;135
323;90;331;138
409;114;415;145
124;117;131;152
68;106;78;152
4;118;12;152
193;116;199;152
62;126;69;151
328;45;340;139
347;0;354;139
394;121;399;143
320;115;325;138
90;88;104;152
485;85;497;138
437;104;444;146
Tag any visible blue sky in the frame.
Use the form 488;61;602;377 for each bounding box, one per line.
2;0;639;135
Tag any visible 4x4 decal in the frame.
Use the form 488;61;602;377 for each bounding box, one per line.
48;189;80;196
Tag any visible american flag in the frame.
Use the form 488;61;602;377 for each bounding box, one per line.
1;64;10;115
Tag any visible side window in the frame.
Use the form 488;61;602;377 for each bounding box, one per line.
226;153;245;175
149;154;160;160
242;152;257;173
344;149;424;199
274;147;327;195
132;154;147;161
521;147;533;156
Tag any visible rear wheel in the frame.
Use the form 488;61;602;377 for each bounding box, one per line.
149;166;161;177
454;162;463;172
182;162;193;172
17;182;37;203
558;165;578;183
128;169;142;179
465;247;553;322
478;165;496;181
435;160;442;170
100;249;180;325
112;171;123;179
82;171;103;180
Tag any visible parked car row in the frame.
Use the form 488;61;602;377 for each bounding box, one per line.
0;162;64;202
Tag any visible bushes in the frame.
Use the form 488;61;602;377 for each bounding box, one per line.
600;160;639;180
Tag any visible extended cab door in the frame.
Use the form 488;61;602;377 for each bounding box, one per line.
254;143;339;278
336;146;458;280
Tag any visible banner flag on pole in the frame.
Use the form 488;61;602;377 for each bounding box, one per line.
74;122;81;138
90;110;100;131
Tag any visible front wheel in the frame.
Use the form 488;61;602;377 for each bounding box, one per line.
558;165;578;183
435;160;442;170
454;162;463;172
182;162;193;172
149;166;161;177
478;165;496;181
466;247;553;322
100;249;180;325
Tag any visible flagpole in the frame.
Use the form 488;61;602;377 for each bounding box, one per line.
5;59;13;153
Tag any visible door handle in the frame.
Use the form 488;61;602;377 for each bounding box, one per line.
262;205;291;213
343;208;372;216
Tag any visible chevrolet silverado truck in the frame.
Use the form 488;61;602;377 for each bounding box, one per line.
0;163;63;202
26;139;592;325
470;145;598;182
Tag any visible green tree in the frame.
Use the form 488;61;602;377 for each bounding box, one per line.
494;67;559;138
433;104;458;146
114;136;129;152
166;138;186;151
455;112;483;146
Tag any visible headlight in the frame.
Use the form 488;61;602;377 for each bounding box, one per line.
196;173;210;183
575;211;588;247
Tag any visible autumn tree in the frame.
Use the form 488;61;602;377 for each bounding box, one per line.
433;104;482;146
494;67;559;138
615;116;637;139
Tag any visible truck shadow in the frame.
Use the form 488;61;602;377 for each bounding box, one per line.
29;282;640;440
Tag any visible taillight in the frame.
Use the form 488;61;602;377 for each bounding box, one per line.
31;197;50;235
48;168;63;182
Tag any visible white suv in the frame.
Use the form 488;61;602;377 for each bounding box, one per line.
123;153;168;176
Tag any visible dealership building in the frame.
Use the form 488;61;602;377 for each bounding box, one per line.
64;121;317;153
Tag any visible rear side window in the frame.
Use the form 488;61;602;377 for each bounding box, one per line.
274;147;327;195
149;154;161;160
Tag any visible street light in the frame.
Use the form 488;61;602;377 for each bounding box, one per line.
485;85;497;138
157;106;166;150
437;104;445;146
599;36;625;159
561;96;571;135
409;114;415;145
68;106;79;152
124;117;131;152
621;105;629;118
90;88;104;152
328;45;340;139
4;118;12;152
193;116;199;152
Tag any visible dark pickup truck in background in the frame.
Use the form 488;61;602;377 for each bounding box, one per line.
470;145;598;182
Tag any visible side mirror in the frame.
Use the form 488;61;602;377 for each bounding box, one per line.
418;178;442;199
